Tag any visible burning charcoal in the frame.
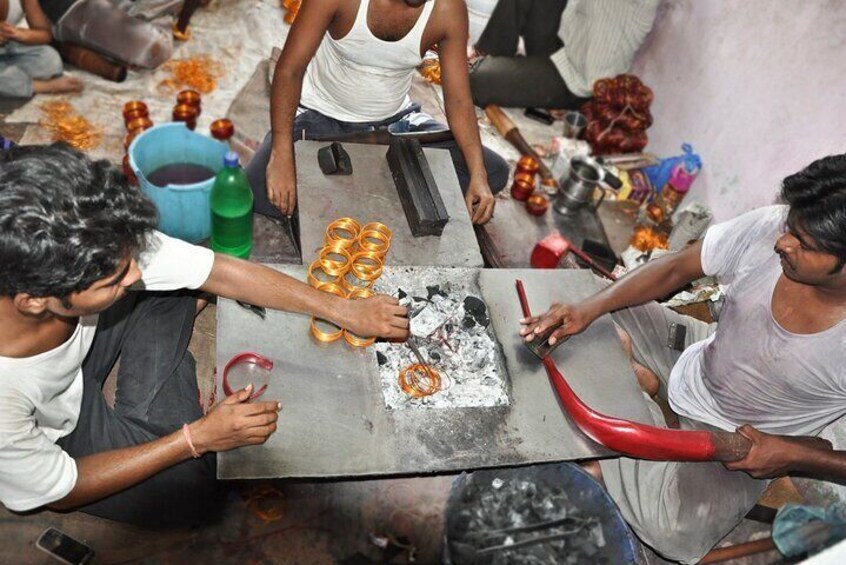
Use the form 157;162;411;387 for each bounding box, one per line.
376;352;387;366
397;288;407;300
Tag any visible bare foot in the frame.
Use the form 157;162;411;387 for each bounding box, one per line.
579;460;604;484
615;324;660;397
33;75;84;94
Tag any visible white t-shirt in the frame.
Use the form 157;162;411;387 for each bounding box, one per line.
0;232;214;512
668;205;846;436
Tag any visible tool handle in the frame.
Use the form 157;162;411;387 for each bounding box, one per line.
175;0;204;33
484;105;516;137
709;430;752;462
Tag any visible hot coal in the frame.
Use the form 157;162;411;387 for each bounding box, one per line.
447;472;608;565
376;352;387;366
372;268;509;410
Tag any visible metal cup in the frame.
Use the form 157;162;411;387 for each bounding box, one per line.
562;111;587;139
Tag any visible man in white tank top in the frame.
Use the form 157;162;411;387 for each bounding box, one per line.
0;0;82;97
246;0;508;225
520;154;846;562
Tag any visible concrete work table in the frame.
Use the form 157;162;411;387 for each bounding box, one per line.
216;266;653;480
296;141;483;268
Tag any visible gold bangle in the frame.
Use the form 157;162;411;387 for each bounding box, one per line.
343;287;376;347
325;217;361;249
358;229;391;254
398;364;441;397
318;242;352;277
308;260;339;288
341;271;374;293
362;222;393;240
350;251;383;281
309;281;347;343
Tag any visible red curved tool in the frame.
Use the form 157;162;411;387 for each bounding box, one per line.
222;352;274;400
516;279;749;462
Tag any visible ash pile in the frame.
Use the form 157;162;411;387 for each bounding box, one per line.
373;267;510;410
446;471;611;565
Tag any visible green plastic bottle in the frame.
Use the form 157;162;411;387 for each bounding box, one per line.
210;151;254;258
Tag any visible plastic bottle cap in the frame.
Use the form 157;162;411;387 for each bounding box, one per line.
224;151;240;168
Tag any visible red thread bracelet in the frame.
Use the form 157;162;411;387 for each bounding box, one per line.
182;423;201;459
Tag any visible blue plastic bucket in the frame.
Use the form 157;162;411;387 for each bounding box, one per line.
129;122;228;243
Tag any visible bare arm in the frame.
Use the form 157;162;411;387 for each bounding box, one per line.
51;387;280;510
437;0;493;224
723;425;837;480
522;240;706;344
265;0;338;215
200;254;410;339
0;0;52;45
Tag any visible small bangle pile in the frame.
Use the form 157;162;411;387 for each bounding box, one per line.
308;217;393;347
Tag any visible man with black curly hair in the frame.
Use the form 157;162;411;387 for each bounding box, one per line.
521;154;846;562
0;144;409;527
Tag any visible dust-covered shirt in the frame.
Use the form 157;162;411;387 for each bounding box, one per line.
668;205;846;436
0;232;214;512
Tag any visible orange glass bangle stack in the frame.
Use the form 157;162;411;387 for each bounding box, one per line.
308;218;392;347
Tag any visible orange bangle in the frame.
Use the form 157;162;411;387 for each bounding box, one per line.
362;222;392;240
182;423;201;458
308;260;339;288
318;242;352;277
341;271;374;293
357;229;391;255
350;250;383;281
325;217;361;249
310;281;347;343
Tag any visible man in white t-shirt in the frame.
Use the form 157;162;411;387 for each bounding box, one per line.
520;154;846;562
0;144;409;526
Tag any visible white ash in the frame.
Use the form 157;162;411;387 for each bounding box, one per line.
372;267;510;410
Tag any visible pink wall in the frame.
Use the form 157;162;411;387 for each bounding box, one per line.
631;0;846;222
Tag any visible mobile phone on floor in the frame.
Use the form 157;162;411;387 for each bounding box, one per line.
35;528;94;565
523;107;555;125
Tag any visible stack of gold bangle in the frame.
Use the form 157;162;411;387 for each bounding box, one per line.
325;217;361;249
310;281;347;343
308;217;393;347
357;223;392;256
308;260;339;288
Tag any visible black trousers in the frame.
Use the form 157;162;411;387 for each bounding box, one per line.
57;291;221;528
245;108;510;221
469;0;590;110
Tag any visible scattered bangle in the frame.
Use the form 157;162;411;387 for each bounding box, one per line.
182;423;201;458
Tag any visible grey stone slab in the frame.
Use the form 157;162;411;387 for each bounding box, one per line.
479;269;655;457
217;265;651;479
483;197;610;268
296;141;483;268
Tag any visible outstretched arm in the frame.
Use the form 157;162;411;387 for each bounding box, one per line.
266;0;338;215
437;0;494;224
521;240;706;345
200;254;410;340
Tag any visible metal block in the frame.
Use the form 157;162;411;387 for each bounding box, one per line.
386;137;449;237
